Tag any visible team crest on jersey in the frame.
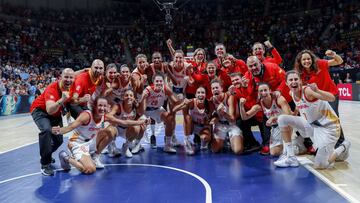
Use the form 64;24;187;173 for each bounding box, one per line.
76;85;81;91
298;104;310;109
88;127;101;131
50;95;55;99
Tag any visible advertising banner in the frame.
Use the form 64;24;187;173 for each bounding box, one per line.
337;84;353;100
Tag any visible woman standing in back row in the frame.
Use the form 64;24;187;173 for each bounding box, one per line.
294;49;345;148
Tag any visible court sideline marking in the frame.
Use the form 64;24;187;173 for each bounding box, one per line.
0;163;212;203
299;157;359;203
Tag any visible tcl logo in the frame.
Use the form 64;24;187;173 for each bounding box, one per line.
338;84;352;100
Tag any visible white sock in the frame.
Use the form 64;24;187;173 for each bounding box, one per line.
285;142;294;157
282;141;286;155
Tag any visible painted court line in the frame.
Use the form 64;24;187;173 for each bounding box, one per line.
107;163;212;203
300;157;359;203
0;164;212;203
0;171;42;185
0;141;38;154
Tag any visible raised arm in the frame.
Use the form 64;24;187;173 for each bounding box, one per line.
138;88;149;116
264;40;283;65
46;90;70;115
239;98;261;120
217;95;237;123
131;73;145;95
305;84;335;102
165;63;178;85
166;39;176;58
326;50;343;67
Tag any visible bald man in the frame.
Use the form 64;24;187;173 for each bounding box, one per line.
69;59;105;118
243;56;288;155
31;68;75;176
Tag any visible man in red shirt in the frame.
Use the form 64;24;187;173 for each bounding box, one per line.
244;56;290;154
252;41;283;65
69;59;104;118
244;56;290;102
30;68;75;176
228;73;263;152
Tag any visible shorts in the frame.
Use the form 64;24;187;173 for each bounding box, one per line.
145;107;166;123
214;123;242;140
69;139;96;161
270;126;282;149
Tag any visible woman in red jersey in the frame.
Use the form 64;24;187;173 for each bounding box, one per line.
294;49;345;147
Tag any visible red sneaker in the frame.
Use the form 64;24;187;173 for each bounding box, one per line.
260;146;270;155
307;146;316;155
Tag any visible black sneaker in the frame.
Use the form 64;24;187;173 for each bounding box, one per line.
150;135;157;149
41;164;54;176
193;134;201;146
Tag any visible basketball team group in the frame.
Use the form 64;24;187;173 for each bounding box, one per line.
30;39;351;176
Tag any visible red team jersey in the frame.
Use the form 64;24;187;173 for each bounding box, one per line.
186;60;207;96
233;86;264;122
70;71;99;106
244;62;291;102
217;59;248;91
300;59;338;96
262;48;283;65
30;81;66;117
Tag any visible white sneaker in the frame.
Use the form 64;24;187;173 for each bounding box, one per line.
101;147;109;154
108;141;121;158
336;140;351;161
131;140;144;154
274;156;299;168
122;143;133;158
171;135;181;147
163;144;177;153
184;140;195;155
277;153;287;162
59;150;71;171
92;154;105;169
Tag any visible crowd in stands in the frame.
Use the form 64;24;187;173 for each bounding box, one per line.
0;0;359;97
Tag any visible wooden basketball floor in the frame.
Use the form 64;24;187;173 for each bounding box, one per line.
0;101;359;202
